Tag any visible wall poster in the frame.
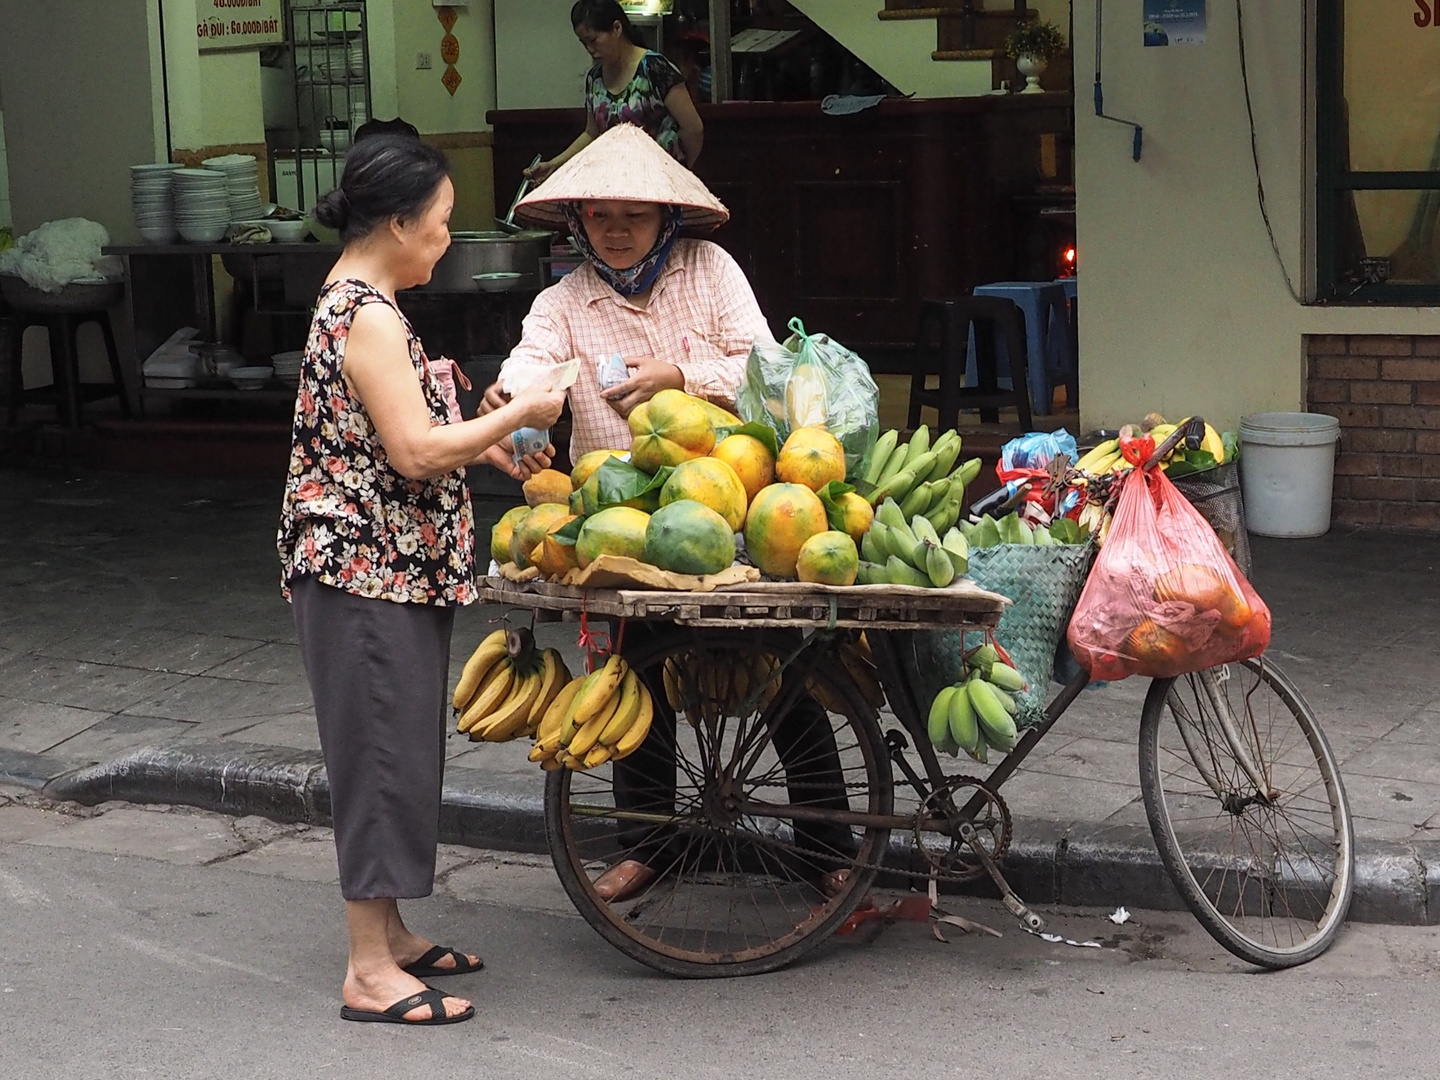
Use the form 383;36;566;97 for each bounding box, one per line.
198;0;285;52
1143;1;1207;46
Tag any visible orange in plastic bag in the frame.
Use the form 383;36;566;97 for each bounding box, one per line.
1066;465;1270;681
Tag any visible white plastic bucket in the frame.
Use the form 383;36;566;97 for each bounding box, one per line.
1238;412;1342;537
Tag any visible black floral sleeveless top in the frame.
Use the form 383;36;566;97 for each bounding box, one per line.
277;279;475;605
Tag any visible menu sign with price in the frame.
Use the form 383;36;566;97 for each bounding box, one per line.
198;0;284;52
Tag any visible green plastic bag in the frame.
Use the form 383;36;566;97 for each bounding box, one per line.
736;317;880;480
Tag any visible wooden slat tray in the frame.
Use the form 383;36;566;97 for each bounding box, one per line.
476;575;1009;631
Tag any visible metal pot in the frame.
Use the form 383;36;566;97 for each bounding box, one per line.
420;230;552;293
0;274;125;314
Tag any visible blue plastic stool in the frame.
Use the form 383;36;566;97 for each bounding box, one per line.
972;282;1074;415
1054;277;1079;410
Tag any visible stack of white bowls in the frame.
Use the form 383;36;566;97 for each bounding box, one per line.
173;168;232;243
201;154;265;223
348;41;366;77
131;163;182;243
271;350;304;387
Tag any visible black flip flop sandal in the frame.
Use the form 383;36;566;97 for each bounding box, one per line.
401;945;484;979
340;986;474;1026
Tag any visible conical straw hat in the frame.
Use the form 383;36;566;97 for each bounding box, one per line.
515;123;729;229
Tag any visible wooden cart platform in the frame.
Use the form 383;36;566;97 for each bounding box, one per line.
477;575;1009;631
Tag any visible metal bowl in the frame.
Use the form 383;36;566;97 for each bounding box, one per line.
0;274;124;314
472;272;524;293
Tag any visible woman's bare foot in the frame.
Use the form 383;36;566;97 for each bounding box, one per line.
594;859;657;902
386;909;479;973
343;964;471;1022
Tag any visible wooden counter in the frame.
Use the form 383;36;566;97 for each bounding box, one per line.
488;95;1074;351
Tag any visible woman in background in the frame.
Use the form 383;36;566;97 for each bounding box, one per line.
525;0;704;185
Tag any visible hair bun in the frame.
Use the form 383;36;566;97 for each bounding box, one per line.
313;187;350;229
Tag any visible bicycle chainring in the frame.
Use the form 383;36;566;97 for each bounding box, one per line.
913;775;1013;884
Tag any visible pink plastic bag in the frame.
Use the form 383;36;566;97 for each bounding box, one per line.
428;355;470;425
1066;465;1271;681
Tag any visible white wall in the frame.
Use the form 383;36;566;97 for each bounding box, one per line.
394;0;494;133
0;0;164;235
1073;0;1440;432
495;0;591;111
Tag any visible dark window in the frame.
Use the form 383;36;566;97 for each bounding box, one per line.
1316;1;1440;302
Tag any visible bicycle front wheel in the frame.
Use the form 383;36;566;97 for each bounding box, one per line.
1139;657;1353;968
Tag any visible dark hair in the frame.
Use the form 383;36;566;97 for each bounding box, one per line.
312;134;450;245
352;116;420;144
570;0;645;46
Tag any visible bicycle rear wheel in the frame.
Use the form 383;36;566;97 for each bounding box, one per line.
1139;658;1353;968
545;630;894;978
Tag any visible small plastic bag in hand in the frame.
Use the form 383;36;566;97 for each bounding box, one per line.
1066;465;1271;681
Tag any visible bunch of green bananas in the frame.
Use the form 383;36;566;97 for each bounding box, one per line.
962;512;1088;549
856;498;970;588
859;425;983;529
528;653;655;771
925;643;1024;762
453;628;573;743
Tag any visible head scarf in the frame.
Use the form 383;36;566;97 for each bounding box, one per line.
563;202;685;297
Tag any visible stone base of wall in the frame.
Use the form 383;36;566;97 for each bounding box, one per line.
1306;335;1440;529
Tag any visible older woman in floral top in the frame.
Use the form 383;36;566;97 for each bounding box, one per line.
277;134;564;1027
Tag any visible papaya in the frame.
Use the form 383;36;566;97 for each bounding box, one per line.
712;433;776;506
795;530;859;586
628;389;716;473
509;504;571;570
660;457;749;533
490;505;532;566
775;427;847;492
743;483;829;578
643;501;737;576
575;507;651;568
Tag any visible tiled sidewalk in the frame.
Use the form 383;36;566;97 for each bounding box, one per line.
2;467;1438;853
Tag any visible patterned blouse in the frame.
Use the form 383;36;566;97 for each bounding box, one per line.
277;279;475;606
586;51;687;162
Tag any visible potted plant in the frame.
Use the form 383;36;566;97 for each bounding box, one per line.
1005;20;1066;94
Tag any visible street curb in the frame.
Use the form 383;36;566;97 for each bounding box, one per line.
0;747;72;791
37;743;1437;926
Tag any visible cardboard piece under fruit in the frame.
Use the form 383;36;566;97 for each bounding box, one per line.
562;555;759;592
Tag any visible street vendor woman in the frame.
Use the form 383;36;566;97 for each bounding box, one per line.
482;122;763;459
481;123;854;904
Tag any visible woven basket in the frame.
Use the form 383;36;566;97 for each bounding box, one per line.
895;542;1094;727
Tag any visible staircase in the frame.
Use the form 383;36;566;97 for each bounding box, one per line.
880;0;1035;77
789;0;1068;98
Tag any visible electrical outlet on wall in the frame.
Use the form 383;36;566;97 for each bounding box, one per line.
416;52;432;70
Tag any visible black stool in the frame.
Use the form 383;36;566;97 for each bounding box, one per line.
5;306;131;428
907;296;1032;434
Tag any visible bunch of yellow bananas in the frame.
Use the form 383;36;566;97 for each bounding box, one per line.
808;633;887;716
528;653;655;771
1073;415;1228;477
661;651;782;728
453;628;573;743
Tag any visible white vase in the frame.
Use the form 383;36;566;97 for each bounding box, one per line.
1016;54;1048;94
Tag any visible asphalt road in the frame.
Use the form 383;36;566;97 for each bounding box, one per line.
2;794;1438;1080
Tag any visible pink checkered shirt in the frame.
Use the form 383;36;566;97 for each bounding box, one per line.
499;239;775;462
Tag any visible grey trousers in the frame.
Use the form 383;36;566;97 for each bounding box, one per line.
290;575;456;901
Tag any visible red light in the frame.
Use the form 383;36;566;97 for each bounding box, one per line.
1059;244;1078;278
1064;247;1076;264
